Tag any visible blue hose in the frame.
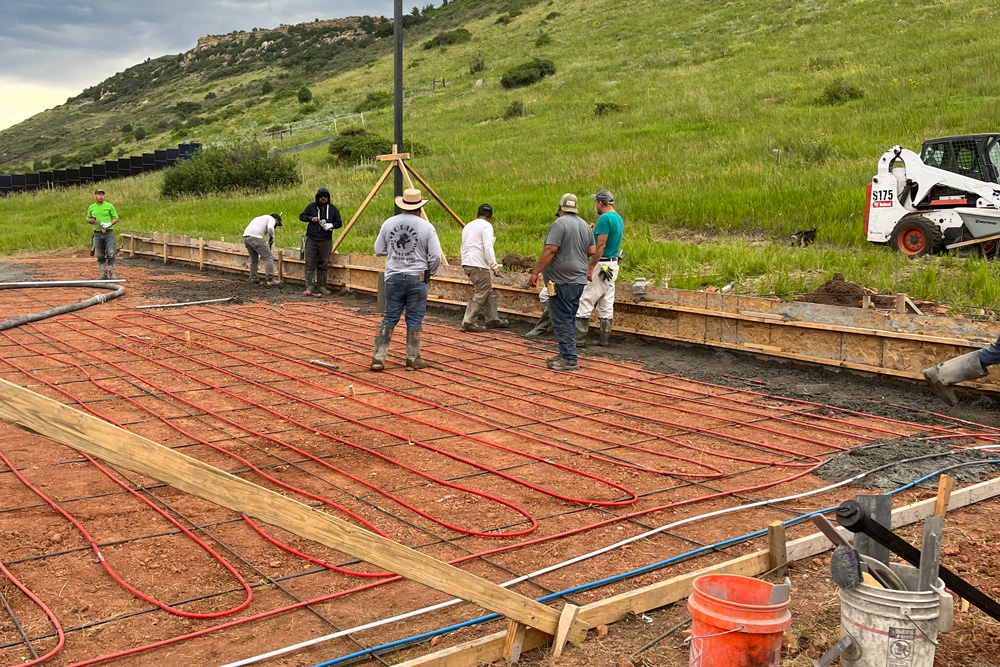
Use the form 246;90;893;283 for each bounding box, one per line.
308;461;999;667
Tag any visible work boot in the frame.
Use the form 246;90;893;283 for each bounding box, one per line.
460;299;486;332
599;318;612;347
405;327;428;371
525;304;553;339
98;262;108;280
922;351;988;406
316;271;332;296
545;353;562;368
370;326;393;371
484;294;509;329
304;283;314;297
549;357;579;372
108;263;116;280
575;318;590;349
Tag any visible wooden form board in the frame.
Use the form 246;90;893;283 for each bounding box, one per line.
118;233;1000;393
0;378;568;636
392;475;1000;667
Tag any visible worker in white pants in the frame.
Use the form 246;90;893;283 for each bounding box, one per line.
575;190;624;348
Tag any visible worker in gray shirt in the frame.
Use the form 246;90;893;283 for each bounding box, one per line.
528;193;595;371
371;188;443;372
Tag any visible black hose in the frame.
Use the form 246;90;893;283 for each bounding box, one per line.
0;282;126;331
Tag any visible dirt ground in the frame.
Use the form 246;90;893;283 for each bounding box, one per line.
1;252;998;667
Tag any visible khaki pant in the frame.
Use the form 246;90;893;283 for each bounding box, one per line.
463;266;493;309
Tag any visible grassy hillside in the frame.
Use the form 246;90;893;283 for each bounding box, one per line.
3;0;1000;308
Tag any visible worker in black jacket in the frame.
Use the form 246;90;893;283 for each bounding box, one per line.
298;187;343;297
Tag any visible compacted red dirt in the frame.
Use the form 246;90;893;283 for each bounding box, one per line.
1;253;997;667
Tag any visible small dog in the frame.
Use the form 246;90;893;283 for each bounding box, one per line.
791;228;817;247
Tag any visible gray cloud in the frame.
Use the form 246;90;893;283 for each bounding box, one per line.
2;1;398;92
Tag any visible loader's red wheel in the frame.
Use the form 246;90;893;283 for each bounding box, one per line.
889;216;942;257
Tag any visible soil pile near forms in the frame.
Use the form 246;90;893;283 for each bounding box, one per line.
814;437;1000;489
501;253;536;271
795;273;867;308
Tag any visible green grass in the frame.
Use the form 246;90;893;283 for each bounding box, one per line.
3;0;1000;308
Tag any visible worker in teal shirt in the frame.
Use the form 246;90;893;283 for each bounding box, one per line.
86;188;119;279
575;190;624;347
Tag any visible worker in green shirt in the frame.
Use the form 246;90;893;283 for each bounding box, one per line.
86;188;119;279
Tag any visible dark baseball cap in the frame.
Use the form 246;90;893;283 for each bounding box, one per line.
271;212;283;226
590;190;614;204
95;188;105;194
477;203;493;217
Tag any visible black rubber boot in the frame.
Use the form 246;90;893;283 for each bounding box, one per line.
406;327;428;370
484;294;509;329
108;262;116;280
460;300;486;332
575;318;590;349
525;304;552;339
316;270;332;296
599;318;612;347
370;326;393;371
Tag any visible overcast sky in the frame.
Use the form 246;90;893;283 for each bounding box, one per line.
1;1;401;130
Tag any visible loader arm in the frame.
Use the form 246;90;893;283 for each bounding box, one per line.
877;146;1000;209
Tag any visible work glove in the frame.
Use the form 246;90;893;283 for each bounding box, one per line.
598;265;614;282
101;222;111;230
320;219;333;231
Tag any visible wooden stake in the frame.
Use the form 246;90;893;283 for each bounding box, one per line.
935;475;955;516
896;293;906;314
277;250;284;282
767;521;787;577
0;377;567;636
163;240;168;264
551;604;580;657
198;237;204;271
130;234;136;258
502;621;527;664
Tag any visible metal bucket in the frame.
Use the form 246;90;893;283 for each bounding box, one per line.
839;564;945;667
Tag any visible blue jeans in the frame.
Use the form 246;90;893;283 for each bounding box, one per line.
549;283;585;364
979;334;1000;368
381;273;428;330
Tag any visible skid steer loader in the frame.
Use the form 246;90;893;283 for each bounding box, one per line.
865;134;1000;257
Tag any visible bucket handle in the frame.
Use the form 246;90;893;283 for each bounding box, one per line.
903;612;940;648
684;625;746;644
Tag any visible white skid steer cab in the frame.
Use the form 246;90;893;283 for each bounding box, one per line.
865;134;1000;257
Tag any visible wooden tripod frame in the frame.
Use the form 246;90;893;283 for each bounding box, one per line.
330;145;464;254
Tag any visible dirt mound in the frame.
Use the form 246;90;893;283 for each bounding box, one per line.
501;253;536;271
795;273;867;308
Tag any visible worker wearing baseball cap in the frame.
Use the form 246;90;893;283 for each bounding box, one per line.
86;188;119;279
459;203;508;332
242;213;283;286
575;189;624;348
528;193;595;371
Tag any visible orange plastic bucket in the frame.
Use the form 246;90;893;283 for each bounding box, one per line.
686;574;791;667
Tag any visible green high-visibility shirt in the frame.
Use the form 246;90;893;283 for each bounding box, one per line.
87;202;118;233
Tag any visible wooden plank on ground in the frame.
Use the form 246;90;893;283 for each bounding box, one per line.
0;378;565;636
392;475;1000;667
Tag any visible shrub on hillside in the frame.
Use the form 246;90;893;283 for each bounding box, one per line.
469;55;486;75
816;78;863;105
354;91;392;113
133;127;147;141
297;86;313;103
174;101;201;118
594;101;627;116
423;28;472;50
261;81;274;95
500;58;556;89
534;32;553;47
327;128;425;166
161;143;299;197
503;101;527;119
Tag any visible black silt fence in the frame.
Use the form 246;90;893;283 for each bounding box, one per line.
2;144;198;196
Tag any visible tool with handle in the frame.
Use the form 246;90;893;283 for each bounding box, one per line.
836;499;1000;622
917;475;953;592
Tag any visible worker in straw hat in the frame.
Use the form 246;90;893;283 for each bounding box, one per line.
370;188;442;371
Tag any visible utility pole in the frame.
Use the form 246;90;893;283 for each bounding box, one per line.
393;0;404;213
